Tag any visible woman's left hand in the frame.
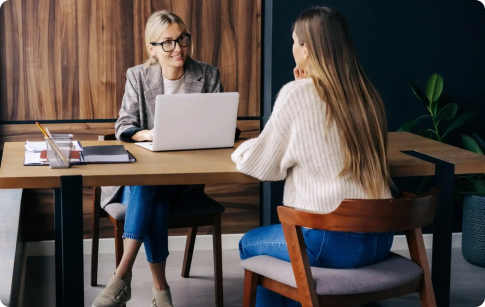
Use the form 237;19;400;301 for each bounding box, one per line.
293;67;308;80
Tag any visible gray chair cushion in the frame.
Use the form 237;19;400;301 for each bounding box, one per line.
103;197;224;221
103;202;126;220
240;253;423;295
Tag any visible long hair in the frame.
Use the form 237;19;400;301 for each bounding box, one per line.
294;7;391;198
145;10;193;67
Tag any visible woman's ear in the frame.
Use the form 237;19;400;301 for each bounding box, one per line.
303;45;309;59
148;44;155;56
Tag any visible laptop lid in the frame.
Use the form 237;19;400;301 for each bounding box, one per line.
151;92;239;151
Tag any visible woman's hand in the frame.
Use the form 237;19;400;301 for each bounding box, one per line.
132;129;154;142
293;67;308;80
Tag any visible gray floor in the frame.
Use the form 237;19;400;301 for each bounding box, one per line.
22;248;485;307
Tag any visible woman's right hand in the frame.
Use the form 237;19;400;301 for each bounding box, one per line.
132;129;154;142
293;67;308;80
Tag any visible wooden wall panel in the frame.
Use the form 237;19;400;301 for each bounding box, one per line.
0;120;259;148
0;0;261;120
3;121;260;240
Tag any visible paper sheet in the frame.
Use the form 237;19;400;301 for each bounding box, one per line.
25;141;82;152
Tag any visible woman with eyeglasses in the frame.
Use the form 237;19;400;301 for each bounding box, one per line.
93;10;223;307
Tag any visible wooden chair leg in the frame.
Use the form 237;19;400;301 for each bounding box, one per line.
243;270;258;307
213;214;223;307
114;219;124;268
91;189;101;287
181;227;198;278
406;228;437;307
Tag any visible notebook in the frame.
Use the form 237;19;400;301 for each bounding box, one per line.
82;145;130;163
40;150;82;162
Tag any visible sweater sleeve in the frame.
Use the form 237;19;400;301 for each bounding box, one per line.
231;88;294;181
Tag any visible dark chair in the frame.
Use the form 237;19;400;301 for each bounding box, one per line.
241;189;439;307
90;135;225;307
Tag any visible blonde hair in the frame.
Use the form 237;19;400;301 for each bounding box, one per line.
294;7;391;198
145;10;192;67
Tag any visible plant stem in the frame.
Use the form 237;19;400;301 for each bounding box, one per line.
432;116;442;142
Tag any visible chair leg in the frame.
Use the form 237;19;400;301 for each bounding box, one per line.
243;270;258;307
181;227;198;278
114;219;124;268
91;195;101;286
213;214;223;307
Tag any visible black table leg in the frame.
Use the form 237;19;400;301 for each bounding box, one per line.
261;181;283;226
54;175;84;307
402;151;455;307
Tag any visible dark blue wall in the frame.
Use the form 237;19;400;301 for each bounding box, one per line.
269;0;485;143
262;0;485;230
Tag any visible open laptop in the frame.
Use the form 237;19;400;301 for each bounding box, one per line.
135;92;239;151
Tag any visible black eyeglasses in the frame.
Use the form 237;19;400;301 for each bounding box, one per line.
150;34;192;52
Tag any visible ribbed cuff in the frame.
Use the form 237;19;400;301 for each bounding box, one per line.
119;127;143;143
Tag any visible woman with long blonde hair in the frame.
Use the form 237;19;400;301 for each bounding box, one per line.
233;6;393;306
93;10;222;307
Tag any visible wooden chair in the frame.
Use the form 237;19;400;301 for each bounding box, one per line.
90;136;225;307
241;189;439;307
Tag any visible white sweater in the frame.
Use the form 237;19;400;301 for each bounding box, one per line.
231;78;392;213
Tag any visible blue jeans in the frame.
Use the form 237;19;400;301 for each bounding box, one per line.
121;185;187;263
239;224;394;307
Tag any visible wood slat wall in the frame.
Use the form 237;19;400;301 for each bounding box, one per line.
9;120;260;240
0;0;261;120
0;0;262;240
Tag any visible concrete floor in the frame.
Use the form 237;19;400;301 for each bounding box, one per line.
22;248;485;307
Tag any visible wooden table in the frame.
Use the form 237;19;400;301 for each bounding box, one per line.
1;132;485;306
0;140;258;307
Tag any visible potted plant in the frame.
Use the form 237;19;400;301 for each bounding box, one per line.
399;73;474;192
457;133;485;267
398;73;473;141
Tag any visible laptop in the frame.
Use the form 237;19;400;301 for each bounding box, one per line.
135;92;239;151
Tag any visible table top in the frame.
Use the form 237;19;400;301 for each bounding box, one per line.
387;132;485;176
1;132;485;189
0;140;259;189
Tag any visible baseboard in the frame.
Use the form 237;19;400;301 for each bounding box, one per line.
25;233;463;257
390;233;462;251
25;233;245;257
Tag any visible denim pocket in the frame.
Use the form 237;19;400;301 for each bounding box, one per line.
316;231;366;268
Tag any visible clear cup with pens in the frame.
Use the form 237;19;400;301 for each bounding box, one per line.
36;122;72;169
46;134;73;168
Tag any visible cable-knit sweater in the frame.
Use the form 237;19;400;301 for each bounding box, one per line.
231;78;392;213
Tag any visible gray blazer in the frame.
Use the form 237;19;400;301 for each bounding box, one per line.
101;58;223;208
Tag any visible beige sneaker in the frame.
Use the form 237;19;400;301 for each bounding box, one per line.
151;287;173;307
92;274;132;307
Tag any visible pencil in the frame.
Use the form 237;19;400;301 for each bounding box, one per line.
36;122;69;167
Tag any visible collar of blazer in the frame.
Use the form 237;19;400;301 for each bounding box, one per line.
144;57;204;95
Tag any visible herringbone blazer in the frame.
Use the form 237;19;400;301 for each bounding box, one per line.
100;57;223;208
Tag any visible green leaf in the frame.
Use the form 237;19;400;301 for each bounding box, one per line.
461;134;483;155
473;180;485;196
425;74;443;103
433;99;442;115
397;115;429;132
418;129;434;139
409;82;429;107
472;133;485;153
442;113;474;139
435;103;457;124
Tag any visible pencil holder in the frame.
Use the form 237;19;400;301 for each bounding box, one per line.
45;134;73;169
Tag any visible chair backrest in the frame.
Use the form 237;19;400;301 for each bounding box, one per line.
278;188;439;233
